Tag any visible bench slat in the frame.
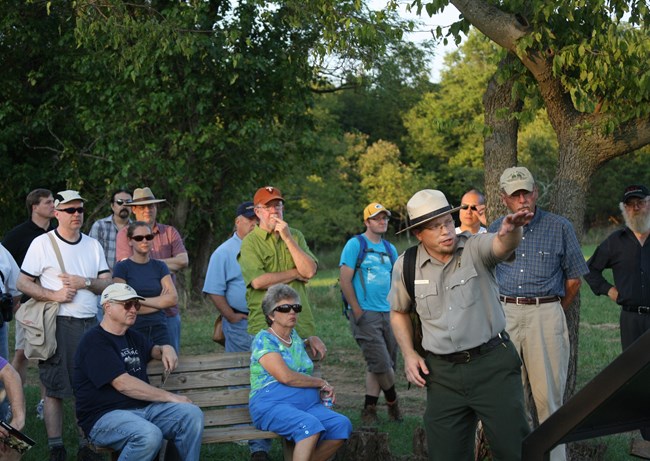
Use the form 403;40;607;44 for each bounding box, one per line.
181;387;250;408
148;352;251;375
202;426;280;444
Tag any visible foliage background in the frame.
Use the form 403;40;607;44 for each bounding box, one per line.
1;0;649;294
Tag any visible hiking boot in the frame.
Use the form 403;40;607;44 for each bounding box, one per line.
361;404;379;425
387;399;403;422
49;446;67;461
77;445;104;461
251;451;271;461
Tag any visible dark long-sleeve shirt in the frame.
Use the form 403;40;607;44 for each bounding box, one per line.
584;227;650;307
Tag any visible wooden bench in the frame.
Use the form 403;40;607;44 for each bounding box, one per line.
99;351;289;460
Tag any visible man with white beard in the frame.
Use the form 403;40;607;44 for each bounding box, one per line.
585;184;650;351
585;184;650;445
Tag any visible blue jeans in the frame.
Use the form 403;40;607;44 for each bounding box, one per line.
166;315;181;353
89;402;204;461
223;316;271;454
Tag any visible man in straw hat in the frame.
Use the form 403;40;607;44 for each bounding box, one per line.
17;190;112;461
488;167;587;461
389;189;532;460
116;187;188;353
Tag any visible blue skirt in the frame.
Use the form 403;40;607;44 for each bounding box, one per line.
249;382;352;443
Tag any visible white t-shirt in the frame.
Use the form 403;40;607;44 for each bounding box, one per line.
21;230;109;318
455;226;487;235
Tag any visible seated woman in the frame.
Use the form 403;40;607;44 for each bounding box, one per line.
112;221;177;346
249;284;352;461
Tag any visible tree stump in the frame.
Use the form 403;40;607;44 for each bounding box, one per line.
333;427;394;461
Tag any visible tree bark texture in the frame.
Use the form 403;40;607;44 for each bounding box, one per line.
482;53;522;225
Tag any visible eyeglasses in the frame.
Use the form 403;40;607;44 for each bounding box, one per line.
460;204;478;211
421;218;455;233
114;199;128;206
257;203;284;211
131;234;154;242
274;303;302;313
112;300;141;311
57;207;84;215
624;198;649;209
369;215;390;222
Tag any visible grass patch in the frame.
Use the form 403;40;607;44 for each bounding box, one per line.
12;246;637;460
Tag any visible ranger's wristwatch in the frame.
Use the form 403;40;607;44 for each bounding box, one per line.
84;278;91;288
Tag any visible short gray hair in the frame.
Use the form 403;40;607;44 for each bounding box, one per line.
261;284;300;326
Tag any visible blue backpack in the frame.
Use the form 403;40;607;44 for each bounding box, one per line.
341;235;396;318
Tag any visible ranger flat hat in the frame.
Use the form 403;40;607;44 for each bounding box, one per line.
397;189;461;234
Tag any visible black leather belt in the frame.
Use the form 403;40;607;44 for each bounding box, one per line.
622;306;650;314
431;332;510;364
500;295;560;305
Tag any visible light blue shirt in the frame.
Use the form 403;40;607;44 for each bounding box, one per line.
488;208;588;297
203;233;248;313
339;235;397;312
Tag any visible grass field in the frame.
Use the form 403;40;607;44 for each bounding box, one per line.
11;243;642;460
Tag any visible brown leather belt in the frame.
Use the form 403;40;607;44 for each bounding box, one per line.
499;295;560;305
430;332;510;364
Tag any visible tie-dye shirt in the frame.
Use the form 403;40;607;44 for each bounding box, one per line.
250;329;313;398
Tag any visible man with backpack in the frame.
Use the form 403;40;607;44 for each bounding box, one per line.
339;202;400;424
389;189;531;460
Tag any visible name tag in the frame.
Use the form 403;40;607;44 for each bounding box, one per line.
414;280;429;285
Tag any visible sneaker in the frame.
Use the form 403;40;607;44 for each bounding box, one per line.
251;451;270;461
49;446;67;461
77;445;104;461
387;399;403;422
36;398;44;420
361;404;378;425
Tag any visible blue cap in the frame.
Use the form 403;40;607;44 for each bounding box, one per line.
236;201;255;218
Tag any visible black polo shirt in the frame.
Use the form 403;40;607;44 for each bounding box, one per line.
585;227;650;307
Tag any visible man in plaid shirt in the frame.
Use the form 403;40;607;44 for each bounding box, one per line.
488;167;588;461
88;189;132;271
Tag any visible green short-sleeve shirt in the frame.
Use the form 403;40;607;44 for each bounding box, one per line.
239;225;318;337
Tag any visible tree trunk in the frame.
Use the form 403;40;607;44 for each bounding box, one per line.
548;134;598;401
482;53;523;224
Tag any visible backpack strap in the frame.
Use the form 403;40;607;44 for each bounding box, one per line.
403;245;418;307
382;239;397;267
402;244;425;357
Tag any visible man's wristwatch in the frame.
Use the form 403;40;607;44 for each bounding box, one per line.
84;278;91;288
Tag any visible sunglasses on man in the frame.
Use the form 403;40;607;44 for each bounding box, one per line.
112;300;141;311
57;207;84;215
460;204;479;211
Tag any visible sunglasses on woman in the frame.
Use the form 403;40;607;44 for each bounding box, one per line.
131;234;154;242
113;300;141;311
274;304;302;313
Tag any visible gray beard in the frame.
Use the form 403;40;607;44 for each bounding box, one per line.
620;203;650;234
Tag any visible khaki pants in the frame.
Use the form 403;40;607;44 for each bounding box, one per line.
505;300;569;461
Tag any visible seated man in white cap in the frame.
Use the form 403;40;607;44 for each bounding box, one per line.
73;283;203;461
389;189;532;460
116;187;188;353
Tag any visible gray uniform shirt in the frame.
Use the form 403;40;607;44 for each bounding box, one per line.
389;233;512;355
